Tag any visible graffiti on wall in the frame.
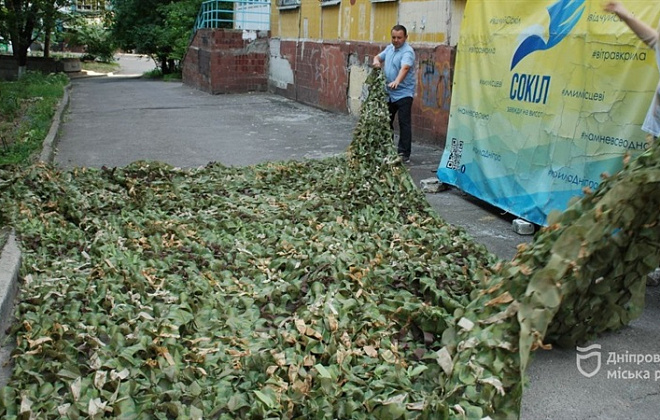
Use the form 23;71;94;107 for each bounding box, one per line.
297;43;346;111
305;45;344;92
418;56;451;112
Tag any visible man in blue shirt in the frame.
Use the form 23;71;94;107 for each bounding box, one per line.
372;25;416;163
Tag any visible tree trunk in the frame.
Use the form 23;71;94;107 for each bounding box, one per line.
44;27;51;59
160;56;168;74
14;39;29;66
6;0;39;74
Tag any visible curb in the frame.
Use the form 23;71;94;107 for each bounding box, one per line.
0;230;20;335
0;231;19;328
0;78;71;381
3;79;71;319
0;230;19;388
39;82;72;163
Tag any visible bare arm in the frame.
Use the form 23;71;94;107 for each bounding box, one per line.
604;1;658;46
388;65;411;89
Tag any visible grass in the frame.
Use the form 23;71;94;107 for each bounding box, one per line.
81;60;120;74
0;71;68;167
143;67;183;81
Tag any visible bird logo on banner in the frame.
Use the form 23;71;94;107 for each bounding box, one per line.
511;0;586;70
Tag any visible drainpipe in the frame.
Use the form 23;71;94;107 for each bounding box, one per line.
294;3;303;102
446;0;452;46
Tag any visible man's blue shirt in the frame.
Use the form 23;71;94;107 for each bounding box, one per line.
378;42;416;102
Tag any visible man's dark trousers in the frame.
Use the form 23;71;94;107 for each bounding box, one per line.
388;96;413;158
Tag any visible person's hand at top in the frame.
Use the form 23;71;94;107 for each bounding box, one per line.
603;1;657;46
604;1;623;14
603;1;631;20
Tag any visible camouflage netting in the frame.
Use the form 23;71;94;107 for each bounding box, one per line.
0;69;655;419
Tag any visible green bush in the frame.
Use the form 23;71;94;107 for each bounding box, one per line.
69;22;116;63
142;67;182;81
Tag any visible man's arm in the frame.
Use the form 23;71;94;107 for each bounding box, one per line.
388;65;411;89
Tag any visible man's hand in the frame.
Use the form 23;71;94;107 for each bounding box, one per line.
388;65;410;90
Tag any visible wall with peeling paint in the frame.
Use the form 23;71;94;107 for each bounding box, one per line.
267;38;455;146
267;0;465;147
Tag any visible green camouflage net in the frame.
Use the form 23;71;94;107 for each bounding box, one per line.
0;69;654;419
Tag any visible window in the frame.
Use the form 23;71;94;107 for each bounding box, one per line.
73;0;107;13
278;0;301;10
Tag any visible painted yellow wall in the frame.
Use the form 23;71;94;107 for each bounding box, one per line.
273;6;300;38
321;6;341;39
302;0;322;38
338;0;372;41
272;0;455;44
371;2;399;42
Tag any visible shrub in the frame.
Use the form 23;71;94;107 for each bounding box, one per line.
69;21;116;63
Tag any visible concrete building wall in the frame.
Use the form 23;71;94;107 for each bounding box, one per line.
0;56;81;81
399;0;448;43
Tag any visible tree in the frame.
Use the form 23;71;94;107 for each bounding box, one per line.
110;0;203;75
0;0;70;76
68;17;115;62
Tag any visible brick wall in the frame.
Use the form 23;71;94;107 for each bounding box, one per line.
183;29;270;94
183;31;455;148
271;40;455;148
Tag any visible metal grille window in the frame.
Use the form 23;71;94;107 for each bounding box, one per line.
194;0;271;32
72;0;107;12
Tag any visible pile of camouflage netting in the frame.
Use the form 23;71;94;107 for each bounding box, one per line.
0;69;656;419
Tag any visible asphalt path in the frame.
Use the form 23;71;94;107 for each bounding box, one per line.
52;54;660;420
57;56;357;168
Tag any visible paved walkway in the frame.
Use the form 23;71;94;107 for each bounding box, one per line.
47;57;660;419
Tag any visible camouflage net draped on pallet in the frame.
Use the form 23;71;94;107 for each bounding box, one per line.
0;69;655;419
